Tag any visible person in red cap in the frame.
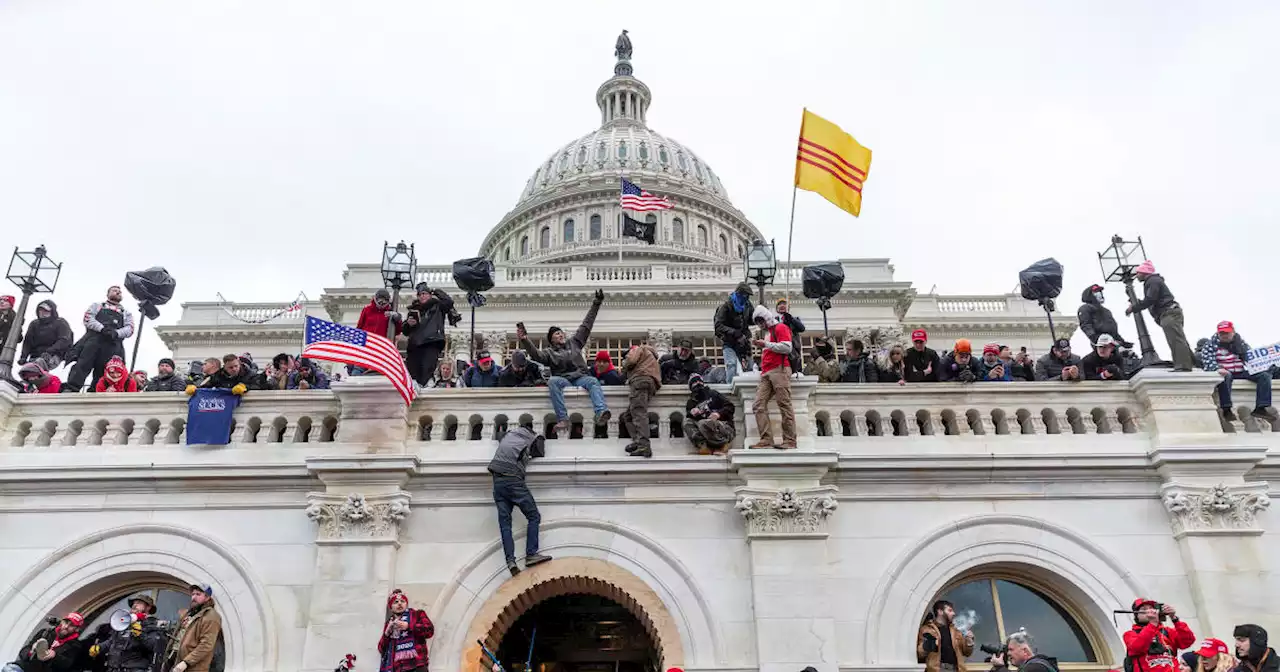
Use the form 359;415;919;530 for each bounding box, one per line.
378;589;435;672
463;350;503;388
1192;638;1236;672
1123;598;1194;672
1126;261;1194;371
904;329;940;382
1199;321;1274;422
10;611;86;671
592;350;626;386
979;343;1013;381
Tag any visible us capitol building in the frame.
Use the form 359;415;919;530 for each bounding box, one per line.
1;33;1276;672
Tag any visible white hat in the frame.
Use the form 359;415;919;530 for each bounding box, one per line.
1095;334;1116;347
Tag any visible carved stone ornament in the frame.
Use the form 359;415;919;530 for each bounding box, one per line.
735;487;838;538
845;325;907;358
306;492;410;542
648;328;674;356
1162;483;1271;536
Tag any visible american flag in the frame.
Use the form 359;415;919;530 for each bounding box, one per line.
620;178;673;212
302;316;416;405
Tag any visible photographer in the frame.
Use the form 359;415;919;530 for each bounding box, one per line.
989;631;1058;672
64;286;135;392
377;589;434;672
92;594;165;672
8;612;86;672
1124;599;1195;672
403;282;455;387
713;282;755;383
918;600;974;672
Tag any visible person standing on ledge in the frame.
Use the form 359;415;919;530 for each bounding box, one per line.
749;305;797;449
63;285;135;392
1126;260;1195;371
620;342;662;458
918;600;975;672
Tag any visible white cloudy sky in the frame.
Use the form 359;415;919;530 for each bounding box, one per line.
2;1;1277;372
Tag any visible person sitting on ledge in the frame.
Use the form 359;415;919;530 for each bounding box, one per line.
517;289;612;434
1200;320;1274;422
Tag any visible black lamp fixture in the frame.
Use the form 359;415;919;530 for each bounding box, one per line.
380;241;416;341
1097;234;1163;367
745;238;777;306
0;245;62;380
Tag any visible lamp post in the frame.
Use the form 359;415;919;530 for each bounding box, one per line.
1097;234;1164;368
380;241;416;342
745;238;777;308
0;245;62;381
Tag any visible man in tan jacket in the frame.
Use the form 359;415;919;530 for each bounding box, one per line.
620;343;662;458
917;600;975;672
170;584;222;672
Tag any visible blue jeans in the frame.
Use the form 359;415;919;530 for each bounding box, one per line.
547;375;607;420
723;345;752;383
1217;370;1273;410
493;475;540;562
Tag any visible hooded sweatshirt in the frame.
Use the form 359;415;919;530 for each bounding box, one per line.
753;306;793;373
95;356;139;393
1077;286;1126;345
17;362;61;394
1131;273;1180;322
20;300;74;363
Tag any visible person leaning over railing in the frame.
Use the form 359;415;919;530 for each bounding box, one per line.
979;343;1013;381
1082;334;1127;381
144;358;189;392
939;340;982;383
186;353;262;396
803;335;841;383
878;345;908;385
287;357;330;390
1035;339;1082;382
497;351;544;387
839;339;879;383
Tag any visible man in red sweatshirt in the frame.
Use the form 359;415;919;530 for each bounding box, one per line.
749;305;797;449
353;289;402;376
1123;598;1194;672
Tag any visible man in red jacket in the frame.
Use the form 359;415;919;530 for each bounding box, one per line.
1124;598;1195;672
749;305;797;449
378;589;434;672
354;289;402;376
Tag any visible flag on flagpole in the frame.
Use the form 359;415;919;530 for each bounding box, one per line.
621;213;656;244
302;316;416;405
794;109;872;217
620;178;673;212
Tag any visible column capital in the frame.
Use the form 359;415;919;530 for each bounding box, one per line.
647;328;673;356
735;485;838;539
305;490;412;546
1161;482;1271;539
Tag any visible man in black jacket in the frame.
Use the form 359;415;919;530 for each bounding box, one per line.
1077;285;1133;348
713;282;755;383
1201;321;1274;421
659;339;700;386
1126;260;1195;371
64;286;135;392
775;298;806;372
93;594;165;672
904;329;940;382
840;339;879;383
683;374;736;454
10;612;88;672
195;354;263;393
1233;624;1278;672
403;282;455;386
19;300;74;372
144;358;189;392
488;427;551;576
1035;339;1083;381
1081;334;1126;380
497;351;544;387
990;631;1058;672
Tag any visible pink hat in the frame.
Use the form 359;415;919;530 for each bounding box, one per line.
1135;260;1155;275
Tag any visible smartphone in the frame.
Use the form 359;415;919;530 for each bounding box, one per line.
516;321;526;332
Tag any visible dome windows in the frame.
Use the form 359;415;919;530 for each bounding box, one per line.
503;246;511;262
672;217;684;243
718;233;728;254
694;158;705;182
520;236;529;257
618;141;628;161
638;142;649;161
677;151;689;172
576;145;587;168
563;218;575;243
658;145;669;166
696;224;708;247
539;226;551;249
596;142;607;163
558;152;569;174
590;214;602;241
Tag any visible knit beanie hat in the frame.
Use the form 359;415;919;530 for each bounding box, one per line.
688;373;705;390
547;325;564;341
387;589;408;609
159;358;175;369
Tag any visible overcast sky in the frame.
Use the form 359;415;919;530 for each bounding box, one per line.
2;0;1277;372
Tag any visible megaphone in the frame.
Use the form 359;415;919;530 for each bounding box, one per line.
109;609;138;632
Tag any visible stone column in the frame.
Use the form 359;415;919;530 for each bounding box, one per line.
1136;370;1274;634
300;456;416;672
731;377;817;449
331;376;411;453
732;451;840;672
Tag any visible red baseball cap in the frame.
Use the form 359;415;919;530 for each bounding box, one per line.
1217;321;1234;334
911;329;928;342
65;612;85;627
1196;638;1229;657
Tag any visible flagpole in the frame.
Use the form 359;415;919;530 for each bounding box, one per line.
783;184;797;306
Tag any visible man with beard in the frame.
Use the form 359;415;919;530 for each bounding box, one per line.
1232;624;1277;672
403;283;455;387
9;612;87;672
144;358;188;392
170;585;222;672
64;286;135;392
378;589;435;672
91;594;164;672
713;282;755;383
918;600;975;672
18;300;73;372
683;373;736;454
659;339;700;386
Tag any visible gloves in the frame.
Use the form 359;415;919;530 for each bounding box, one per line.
185;384;197;396
388;311;402;323
593;288;605;304
89;644;100;658
174;662;189;672
231;383;247;395
130;621;142;637
922;632;938;653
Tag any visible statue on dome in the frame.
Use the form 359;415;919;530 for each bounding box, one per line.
615;30;632;61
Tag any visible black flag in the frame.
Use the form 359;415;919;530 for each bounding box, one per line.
622;213;656;244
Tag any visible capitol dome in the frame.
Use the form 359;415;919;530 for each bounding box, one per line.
479;33;764;265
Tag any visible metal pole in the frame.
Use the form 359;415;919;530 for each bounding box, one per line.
822;304;830;338
129;313;146;374
1042;304;1057;343
387;283;399;342
469;304;477;364
783;188;797;306
1123;275;1163;366
0;290;33;380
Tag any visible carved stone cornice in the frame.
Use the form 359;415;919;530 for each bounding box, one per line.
735;486;838;539
305;491;411;545
1161;482;1271;538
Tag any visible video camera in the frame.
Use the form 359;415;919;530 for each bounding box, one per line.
981;643;1009;663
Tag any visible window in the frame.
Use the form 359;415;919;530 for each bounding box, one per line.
503;246;510;261
672;218;684;242
596;142;606;161
576;146;587;166
520;236;529;256
618;141;628;160
558;153;569;172
677;152;689;172
590;214;602;240
563;218;575;243
737;243;745;259
694;158;705;180
718;234;728;254
697;225;708;247
639;142;649;161
659;145;669;165
539;226;551;249
930;577;1098;664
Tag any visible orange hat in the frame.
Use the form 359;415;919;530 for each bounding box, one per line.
954;339;972;354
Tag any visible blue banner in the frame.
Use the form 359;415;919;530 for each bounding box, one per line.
186;388;241;445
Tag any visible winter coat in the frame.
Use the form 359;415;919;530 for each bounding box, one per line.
917;620;974;672
622;344;662;388
200;366;261;391
686;386;735;423
1200;332;1251;372
904;346;940;382
659;352;700;385
95;358;139;393
462;365;502;388
22;373;62;394
497;363;543;387
779;311;805;368
287;369;330;390
19;301;73;363
1035;352;1083;381
702;366;728;384
14;630;87;672
1082;350;1127;380
356;299;401;340
593;361;626;385
878;353;907;384
0;308;17;349
488;426;545;479
1231;649;1278;672
1123;621;1195;672
144;372;188;392
520;301;602;380
1077;287;1126;345
175;601;222;672
101;618;165;671
938;353;982;382
402;291;454;348
840;354;879;383
804;355;842;382
377;608;435;672
979;358;1014;381
83;300;134;341
713;293;754;357
1131;273;1180;322
1012;357;1037;382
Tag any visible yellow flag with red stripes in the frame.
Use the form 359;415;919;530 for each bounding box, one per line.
794;109;872;217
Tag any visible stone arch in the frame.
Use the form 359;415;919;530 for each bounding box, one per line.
863;514;1142;665
430;518;721;672
462;558;680;672
0;523;277;671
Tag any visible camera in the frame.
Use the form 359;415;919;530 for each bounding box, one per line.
981;643;1008;663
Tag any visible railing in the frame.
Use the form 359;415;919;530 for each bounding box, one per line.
173;302;320;327
667;263;735;280
505;266;573;283
936;297;1010;313
585;265;652;282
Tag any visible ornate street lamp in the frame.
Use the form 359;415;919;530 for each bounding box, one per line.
380;241;416;341
1097;234;1163;367
0;245;62;380
745;238;777;307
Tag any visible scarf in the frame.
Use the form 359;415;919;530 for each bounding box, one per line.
730;291;749;313
52;630;79;649
381;611;420;672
